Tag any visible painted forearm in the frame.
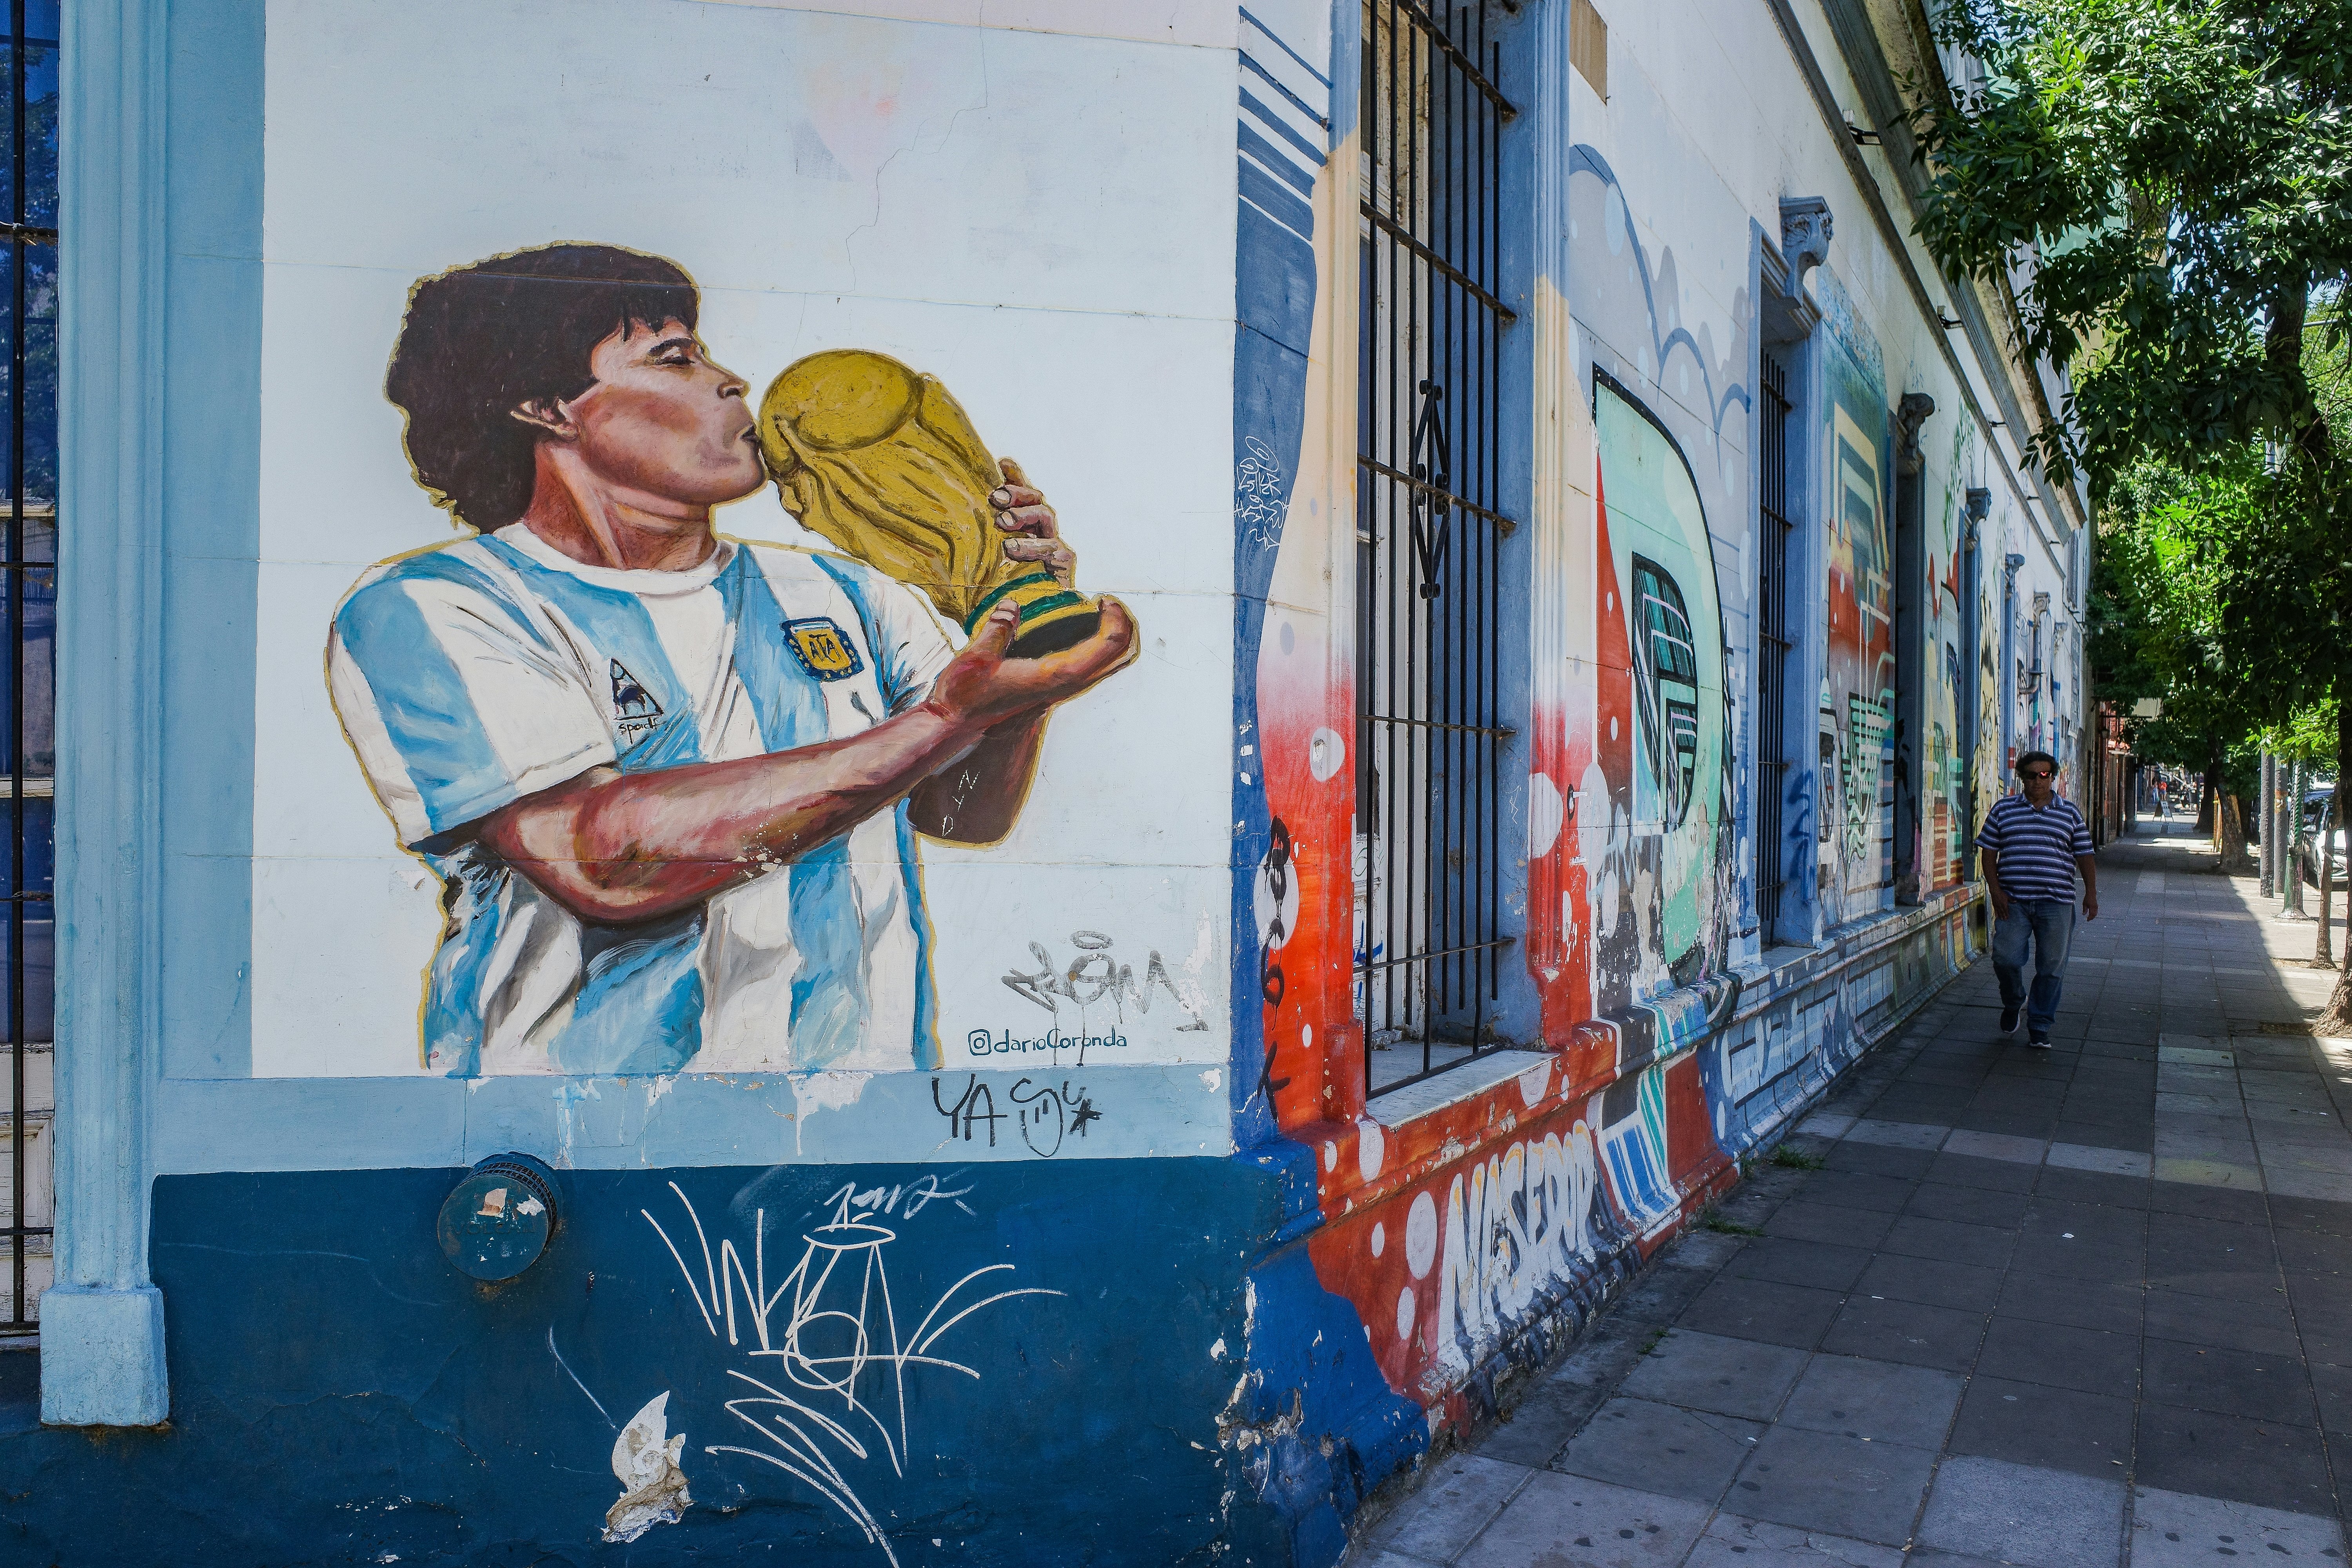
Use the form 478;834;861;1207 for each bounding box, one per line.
482;702;989;922
907;714;1046;844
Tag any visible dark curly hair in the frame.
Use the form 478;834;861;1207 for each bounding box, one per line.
385;244;701;531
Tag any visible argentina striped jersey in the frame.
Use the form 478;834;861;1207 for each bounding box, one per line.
1977;792;2094;902
327;525;955;1078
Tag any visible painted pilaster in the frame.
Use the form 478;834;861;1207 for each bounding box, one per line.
42;0;169;1426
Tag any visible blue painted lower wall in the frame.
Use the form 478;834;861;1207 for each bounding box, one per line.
0;1160;1336;1567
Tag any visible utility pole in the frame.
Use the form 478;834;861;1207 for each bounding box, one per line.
2284;760;2311;920
2260;750;2276;896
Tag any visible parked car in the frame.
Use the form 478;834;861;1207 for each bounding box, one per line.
2300;788;2349;886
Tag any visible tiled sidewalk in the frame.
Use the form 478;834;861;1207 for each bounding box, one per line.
1356;818;2352;1568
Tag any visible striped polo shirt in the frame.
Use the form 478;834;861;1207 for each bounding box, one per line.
1978;793;2094;902
328;526;955;1079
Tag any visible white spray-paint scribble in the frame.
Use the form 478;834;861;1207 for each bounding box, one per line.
644;1180;1060;1566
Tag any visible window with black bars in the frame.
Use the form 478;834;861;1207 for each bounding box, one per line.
1356;0;1513;1096
1755;352;1792;936
2;0;58;1343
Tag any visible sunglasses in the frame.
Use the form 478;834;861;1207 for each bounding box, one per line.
2020;770;2053;780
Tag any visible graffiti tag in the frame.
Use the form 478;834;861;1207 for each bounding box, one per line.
642;1182;1060;1567
931;1073;1100;1158
1002;929;1209;1031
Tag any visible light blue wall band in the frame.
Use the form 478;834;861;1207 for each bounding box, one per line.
153;1063;1231;1173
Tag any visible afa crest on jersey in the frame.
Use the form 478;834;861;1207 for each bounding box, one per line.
786;617;865;681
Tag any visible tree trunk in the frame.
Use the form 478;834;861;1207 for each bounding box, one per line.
2318;697;2352;1032
2220;792;2254;874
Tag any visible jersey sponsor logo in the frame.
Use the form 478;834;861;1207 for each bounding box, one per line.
786;617;866;681
610;658;664;744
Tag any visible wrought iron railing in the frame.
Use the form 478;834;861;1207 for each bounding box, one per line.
3;0;58;1341
1356;0;1514;1095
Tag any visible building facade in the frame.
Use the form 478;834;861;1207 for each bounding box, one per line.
5;1;2088;1563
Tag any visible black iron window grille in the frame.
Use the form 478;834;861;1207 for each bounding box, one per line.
2;0;57;1343
1356;0;1514;1096
1755;352;1792;936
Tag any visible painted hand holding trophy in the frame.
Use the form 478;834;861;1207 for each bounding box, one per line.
757;349;1106;658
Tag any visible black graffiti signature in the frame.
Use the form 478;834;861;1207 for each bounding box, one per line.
931;1074;1100;1158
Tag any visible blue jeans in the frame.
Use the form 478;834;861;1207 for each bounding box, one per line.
1992;899;2076;1033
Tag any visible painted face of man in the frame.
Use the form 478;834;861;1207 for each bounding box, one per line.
553;318;765;508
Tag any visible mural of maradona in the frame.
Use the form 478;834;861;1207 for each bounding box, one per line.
325;244;1136;1079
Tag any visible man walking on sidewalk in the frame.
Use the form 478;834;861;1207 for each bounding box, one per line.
1977;750;2100;1049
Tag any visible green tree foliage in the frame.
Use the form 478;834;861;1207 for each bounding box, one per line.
1909;0;2352;489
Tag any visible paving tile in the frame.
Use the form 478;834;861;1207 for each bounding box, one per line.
2034;1165;2156;1207
1724;1237;1875;1294
2024;1198;2149;1247
2009;1231;2146;1284
1976;1317;2141;1395
1948;1124;2057;1154
1802;1171;1919;1214
1477;1383;1600;1471
2152;1158;2266;1192
1994;1272;2145;1335
2141;1284;2302;1357
1851;1253;2004;1314
2044;1143;2155;1179
1661;1230;1747;1272
1915;1454;2128;1568
1679;1277;1847;1352
2269;1194;2352;1235
2265;1167;2352;1203
1820;1294;1986;1373
1459;1470;1711;1568
1617;1331;1811;1421
2133;1403;2337;1517
1947;1375;2134;1478
2311;1361;2352;1437
2148;1181;2271;1223
1926;1152;2043;1192
1766;1202;1898;1249
2141;1340;2319;1425
1683;1514;1906;1568
1612;1265;1721;1326
1555;1397;1763;1504
1372;1454;1532;1561
2127;1485;2347;1568
1842;1121;1950;1152
1907;1183;2033;1228
1880;1216;2018;1270
1776;1354;1962;1449
1726;1424;1940;1546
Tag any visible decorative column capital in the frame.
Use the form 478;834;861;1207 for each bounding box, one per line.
1896;392;1936;475
1778;196;1833;289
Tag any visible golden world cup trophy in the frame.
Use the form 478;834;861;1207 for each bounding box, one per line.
757;349;1102;657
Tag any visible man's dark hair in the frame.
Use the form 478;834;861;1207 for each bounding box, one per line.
386;244;700;531
2016;750;2059;775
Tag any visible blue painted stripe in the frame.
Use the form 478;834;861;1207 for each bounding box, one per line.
552;920;707;1075
1240;51;1328;129
718;548;828;753
1239;123;1315;196
1240;161;1314;240
1238;6;1331;87
378;544;561;656
811;555;921;711
477;535;701;771
334;578;514;839
1240;90;1327;165
785;837;868;1067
